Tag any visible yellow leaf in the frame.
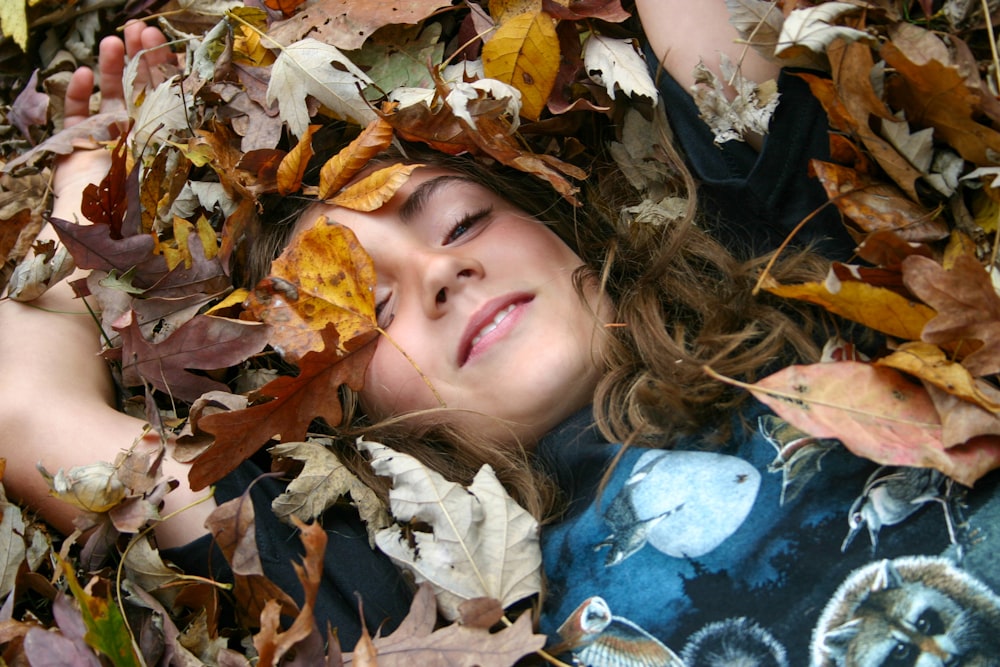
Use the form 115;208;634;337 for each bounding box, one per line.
488;0;542;22
247;218;377;361
761;274;935;341
876;341;1000;413
196;215;219;260
318;117;395;199
0;1;28;51
482;11;560;121
206;288;250;314
234;23;275;66
329;163;423;212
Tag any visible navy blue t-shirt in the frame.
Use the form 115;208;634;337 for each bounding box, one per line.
536;406;1000;666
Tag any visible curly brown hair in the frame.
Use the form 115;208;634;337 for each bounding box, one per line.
242;110;831;522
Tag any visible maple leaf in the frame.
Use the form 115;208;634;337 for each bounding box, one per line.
189;328;377;490
775;2;874;59
360;440;542;622
265;37;376;138
482;11;560;120
902;253;1000;377
582;34;658;105
246;218;377;363
115;311;270;402
343;583;546;666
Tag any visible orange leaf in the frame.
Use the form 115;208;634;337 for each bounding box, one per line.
760;271;935;341
743;362;1000;486
875;341;1000;413
277;124;318;195
482;11;560;120
317;117;395;200
328;163;423;212
809;160;948;242
247;218;377;363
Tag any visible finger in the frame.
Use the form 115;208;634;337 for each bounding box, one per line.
63;67;95;129
124;22;173;90
96;35;127;114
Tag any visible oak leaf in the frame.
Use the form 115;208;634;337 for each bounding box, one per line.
343;583;546;666
482;11;560;120
902;253;1000;376
360;440;542;621
189;328;377;490
742;361;1000;486
265;38;375;138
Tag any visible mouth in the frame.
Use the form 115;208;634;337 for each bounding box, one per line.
458;294;533;366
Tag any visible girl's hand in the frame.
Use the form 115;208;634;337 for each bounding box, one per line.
53;22;175;221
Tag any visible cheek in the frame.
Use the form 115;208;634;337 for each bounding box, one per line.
360;338;438;418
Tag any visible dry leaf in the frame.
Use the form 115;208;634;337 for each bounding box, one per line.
482;11;560;120
359;440;542;621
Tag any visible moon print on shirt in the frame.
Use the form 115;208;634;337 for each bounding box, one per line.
595;450;760;566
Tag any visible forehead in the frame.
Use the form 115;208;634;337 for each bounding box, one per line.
295;167;488;233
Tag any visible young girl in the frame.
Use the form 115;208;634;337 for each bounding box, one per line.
3;5;999;665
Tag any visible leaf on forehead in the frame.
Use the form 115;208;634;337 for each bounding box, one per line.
247;218;377;364
328;163;422;212
317;116;395;200
190;328;377;489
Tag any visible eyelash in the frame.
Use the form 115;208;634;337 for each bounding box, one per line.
374;205;494;325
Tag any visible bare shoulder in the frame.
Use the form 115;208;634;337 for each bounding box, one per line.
635;0;780;95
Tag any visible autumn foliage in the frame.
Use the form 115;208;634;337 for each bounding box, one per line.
3;0;1000;665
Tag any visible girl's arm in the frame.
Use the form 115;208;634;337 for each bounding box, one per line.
0;24;215;548
635;0;781;98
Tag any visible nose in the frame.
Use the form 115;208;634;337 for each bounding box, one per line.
418;249;483;316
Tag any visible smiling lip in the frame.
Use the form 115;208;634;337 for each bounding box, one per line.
458;294;533;366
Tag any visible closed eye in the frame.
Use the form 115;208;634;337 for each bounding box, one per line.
444;206;492;244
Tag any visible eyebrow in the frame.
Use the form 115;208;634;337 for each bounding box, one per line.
398;175;478;224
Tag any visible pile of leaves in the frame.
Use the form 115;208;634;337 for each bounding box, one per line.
2;0;1000;664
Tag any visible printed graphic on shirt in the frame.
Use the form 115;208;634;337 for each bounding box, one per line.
810;555;1000;666
758;414;840;506
840;466;958;555
595;450;760;566
556;596;684;667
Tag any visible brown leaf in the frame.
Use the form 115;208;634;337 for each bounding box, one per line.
925;383;1000;447
344;583;545;666
189;329;377;490
882;37;1000;167
80;134;131;236
204;492;299;626
317;117;395;200
743;362;1000;486
8;70;48;142
809;160;948;242
329;164;423;212
116;311;271;403
278;125;319;195
901;253;1000;376
267;0;457;51
541;0;630;22
458;598;504;630
825;40;924;200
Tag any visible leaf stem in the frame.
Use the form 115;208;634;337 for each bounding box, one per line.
375;326;447;407
498;615;572;667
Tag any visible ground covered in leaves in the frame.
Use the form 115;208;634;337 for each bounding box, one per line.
3;0;1000;665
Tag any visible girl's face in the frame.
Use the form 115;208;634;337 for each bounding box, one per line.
301;168;611;445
